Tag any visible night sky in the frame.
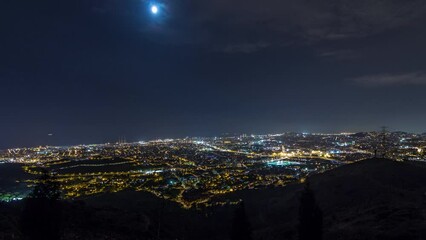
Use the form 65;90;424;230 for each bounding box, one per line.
1;0;426;148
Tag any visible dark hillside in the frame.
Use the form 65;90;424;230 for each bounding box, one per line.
1;159;425;239
237;159;426;240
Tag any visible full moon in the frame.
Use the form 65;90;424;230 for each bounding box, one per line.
151;5;158;14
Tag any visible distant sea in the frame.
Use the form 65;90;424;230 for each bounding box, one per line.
0;163;33;201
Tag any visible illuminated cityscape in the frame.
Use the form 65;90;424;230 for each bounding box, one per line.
2;0;426;239
1;131;425;208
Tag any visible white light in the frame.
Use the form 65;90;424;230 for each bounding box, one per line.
151;5;158;14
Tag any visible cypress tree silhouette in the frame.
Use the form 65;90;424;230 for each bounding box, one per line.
21;169;62;240
298;181;323;240
230;201;252;240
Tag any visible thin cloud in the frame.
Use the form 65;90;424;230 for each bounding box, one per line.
182;0;426;44
318;49;358;60
91;0;426;51
351;72;426;87
220;42;270;54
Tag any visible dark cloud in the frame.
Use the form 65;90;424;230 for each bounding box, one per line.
140;0;426;50
219;42;271;54
351;72;426;87
83;0;426;53
317;49;358;59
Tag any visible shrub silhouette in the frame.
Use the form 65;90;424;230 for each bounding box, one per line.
298;182;323;240
230;201;252;240
21;170;62;240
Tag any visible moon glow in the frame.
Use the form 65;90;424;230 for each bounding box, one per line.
151;5;158;14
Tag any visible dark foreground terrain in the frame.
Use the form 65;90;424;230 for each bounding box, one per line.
1;158;426;240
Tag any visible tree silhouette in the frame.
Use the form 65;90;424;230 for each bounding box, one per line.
21;170;62;240
230;201;252;240
298;181;323;240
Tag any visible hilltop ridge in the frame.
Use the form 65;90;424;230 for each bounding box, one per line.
1;158;426;239
236;158;426;240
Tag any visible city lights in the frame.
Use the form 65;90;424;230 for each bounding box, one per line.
1;131;425;207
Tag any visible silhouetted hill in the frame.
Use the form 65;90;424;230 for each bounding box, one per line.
236;158;426;240
1;159;425;239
